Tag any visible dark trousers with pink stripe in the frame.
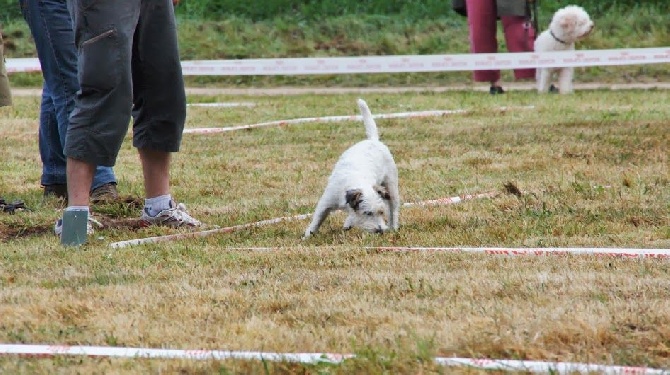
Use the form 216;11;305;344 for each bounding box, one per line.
465;0;535;83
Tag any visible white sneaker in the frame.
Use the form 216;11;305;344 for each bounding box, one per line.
54;216;103;237
139;201;202;228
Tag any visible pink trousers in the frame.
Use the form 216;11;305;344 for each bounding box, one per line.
465;0;535;82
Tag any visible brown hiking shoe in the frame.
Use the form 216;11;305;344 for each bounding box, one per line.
90;182;120;204
43;184;68;200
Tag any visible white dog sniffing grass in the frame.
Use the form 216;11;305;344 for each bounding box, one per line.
534;5;594;94
303;99;400;238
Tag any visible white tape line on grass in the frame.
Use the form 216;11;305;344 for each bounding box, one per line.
435;357;668;374
0;344;666;374
367;247;670;258
183;106;533;135
7;48;670;74
403;191;499;206
109;213;312;249
0;344;351;363
167;246;670;259
183;109;468;134
109;192;496;249
187;102;256;108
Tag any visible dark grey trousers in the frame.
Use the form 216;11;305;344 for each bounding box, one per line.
65;0;186;167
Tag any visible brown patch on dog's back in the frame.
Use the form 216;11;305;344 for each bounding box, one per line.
374;184;390;200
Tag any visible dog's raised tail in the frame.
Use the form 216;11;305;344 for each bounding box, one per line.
357;98;379;141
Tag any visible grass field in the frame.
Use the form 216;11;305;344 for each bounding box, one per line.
0;88;669;373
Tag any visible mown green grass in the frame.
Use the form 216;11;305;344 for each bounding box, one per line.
0;89;668;373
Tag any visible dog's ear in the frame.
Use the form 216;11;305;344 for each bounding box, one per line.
373;184;390;200
345;189;363;210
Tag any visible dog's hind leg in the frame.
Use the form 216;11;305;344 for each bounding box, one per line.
388;198;400;231
385;181;401;231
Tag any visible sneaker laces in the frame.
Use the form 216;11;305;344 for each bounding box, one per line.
167;202;201;226
141;201;201;227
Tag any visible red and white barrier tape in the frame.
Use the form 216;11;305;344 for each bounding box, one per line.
7;48;670;75
183;106;531;135
169;246;670;260
109;192;496;248
0;344;350;363
368;246;670;258
5;58;41;74
0;344;665;374
434;357;667;374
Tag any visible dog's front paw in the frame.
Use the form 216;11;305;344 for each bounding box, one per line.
302;229;314;239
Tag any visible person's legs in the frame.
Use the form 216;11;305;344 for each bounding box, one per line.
465;0;500;85
139;149;171;199
133;0;183;197
132;0;199;227
19;0;118;195
65;0;138;208
66;159;95;205
137;146;200;228
132;0;186;157
64;0;197;231
37;83;67;188
501;15;536;80
57;0;137;243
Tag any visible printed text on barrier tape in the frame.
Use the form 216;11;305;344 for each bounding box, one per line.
7;48;670;75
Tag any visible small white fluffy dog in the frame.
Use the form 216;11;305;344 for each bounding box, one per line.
534;5;594;94
303;99;400;238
